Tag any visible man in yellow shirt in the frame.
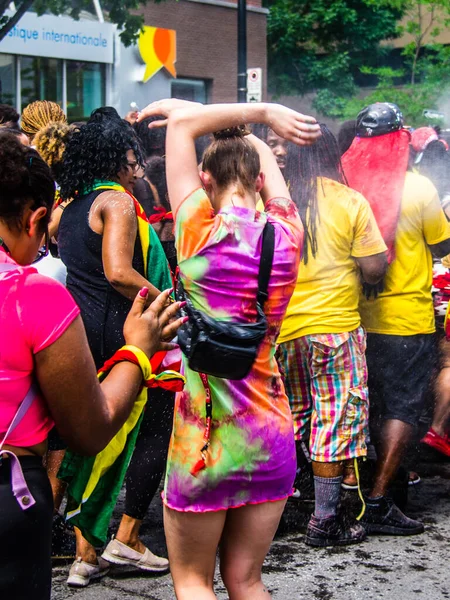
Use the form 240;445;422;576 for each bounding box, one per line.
277;126;387;547
344;103;450;537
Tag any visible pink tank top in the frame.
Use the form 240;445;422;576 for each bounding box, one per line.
0;249;80;447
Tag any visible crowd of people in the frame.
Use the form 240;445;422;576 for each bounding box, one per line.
1;96;450;600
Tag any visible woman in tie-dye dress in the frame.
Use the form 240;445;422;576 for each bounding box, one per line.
137;100;320;600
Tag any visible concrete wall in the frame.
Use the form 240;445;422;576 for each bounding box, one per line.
112;39;172;117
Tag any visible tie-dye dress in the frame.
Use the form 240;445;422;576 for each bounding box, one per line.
163;188;303;512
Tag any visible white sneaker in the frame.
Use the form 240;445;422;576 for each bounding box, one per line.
67;557;110;587
101;537;169;572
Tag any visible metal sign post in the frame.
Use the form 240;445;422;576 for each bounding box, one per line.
237;0;247;103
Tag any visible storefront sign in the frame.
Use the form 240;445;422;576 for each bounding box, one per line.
138;26;176;83
0;12;115;63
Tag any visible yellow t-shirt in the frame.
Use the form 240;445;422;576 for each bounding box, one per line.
278;177;387;342
359;172;450;335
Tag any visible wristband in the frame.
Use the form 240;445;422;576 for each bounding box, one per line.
98;345;185;392
98;345;152;384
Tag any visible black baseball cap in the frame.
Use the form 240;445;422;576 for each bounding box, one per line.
356;103;404;137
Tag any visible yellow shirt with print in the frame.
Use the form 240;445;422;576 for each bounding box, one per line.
278;177;387;343
359;172;450;335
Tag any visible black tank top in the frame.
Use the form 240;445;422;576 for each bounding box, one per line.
59;190;145;368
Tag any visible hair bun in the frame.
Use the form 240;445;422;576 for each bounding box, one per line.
213;125;251;140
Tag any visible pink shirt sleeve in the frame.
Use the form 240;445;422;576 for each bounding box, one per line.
17;271;80;353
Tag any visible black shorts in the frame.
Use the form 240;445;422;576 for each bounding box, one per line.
0;456;53;599
366;333;437;427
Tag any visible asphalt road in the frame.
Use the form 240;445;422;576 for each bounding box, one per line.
51;451;450;600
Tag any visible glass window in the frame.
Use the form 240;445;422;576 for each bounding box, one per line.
0;54;16;106
21;56;63;110
171;78;208;103
66;61;105;122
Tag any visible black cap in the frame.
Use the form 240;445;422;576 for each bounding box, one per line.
356;103;404;137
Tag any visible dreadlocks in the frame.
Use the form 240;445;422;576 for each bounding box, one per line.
34;121;71;182
21;100;67;138
286;124;347;265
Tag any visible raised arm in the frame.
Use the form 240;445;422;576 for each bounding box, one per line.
247;134;290;204
137;101;320;214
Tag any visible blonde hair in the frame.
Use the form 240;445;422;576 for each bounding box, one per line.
34;121;70;169
21;101;67;137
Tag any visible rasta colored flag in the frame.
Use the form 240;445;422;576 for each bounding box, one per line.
59;350;184;547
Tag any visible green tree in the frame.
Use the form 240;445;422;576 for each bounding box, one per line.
335;66;444;126
0;0;163;46
333;1;450;125
369;0;450;84
266;0;404;104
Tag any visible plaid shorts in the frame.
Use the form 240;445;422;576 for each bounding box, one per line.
277;327;369;463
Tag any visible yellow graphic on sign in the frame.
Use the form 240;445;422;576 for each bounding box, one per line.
138;26;177;83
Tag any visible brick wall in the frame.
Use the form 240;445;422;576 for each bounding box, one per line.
141;0;267;103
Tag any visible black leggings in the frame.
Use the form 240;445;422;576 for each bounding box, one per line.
125;388;174;520
0;456;53;600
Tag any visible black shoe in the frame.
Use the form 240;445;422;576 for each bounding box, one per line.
305;513;366;547
52;513;76;559
360;496;424;536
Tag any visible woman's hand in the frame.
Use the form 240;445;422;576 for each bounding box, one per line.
136;99;201;128
266;104;321;146
123;288;186;356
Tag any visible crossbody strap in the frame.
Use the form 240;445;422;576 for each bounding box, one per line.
0;384;38;452
0;262;19;274
0;261;37;449
257;221;275;308
0;261;38;510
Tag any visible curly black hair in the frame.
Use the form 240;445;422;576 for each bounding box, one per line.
0;103;20;128
0;133;55;231
58;120;144;200
88;106;123;124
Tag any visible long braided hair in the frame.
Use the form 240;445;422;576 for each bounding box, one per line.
34;121;71;182
21;100;67;138
286;124;347;264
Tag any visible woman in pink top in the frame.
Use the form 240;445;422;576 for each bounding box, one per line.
0;133;184;600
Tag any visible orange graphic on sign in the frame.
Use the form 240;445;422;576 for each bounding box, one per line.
138;26;177;82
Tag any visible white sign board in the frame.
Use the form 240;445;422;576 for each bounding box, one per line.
0;12;115;64
247;68;262;103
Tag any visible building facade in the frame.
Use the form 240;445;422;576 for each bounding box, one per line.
0;0;268;121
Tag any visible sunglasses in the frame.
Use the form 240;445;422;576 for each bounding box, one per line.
33;229;49;264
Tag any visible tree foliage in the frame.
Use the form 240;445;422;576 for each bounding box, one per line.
370;0;450;83
267;0;404;100
0;0;163;45
335;1;450;125
267;0;450;125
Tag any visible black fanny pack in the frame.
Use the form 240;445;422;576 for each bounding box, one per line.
177;221;275;380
